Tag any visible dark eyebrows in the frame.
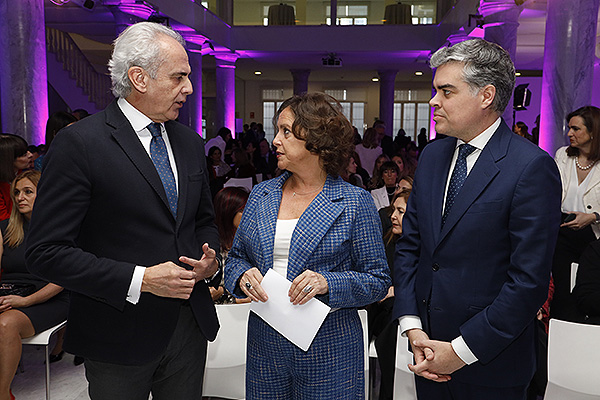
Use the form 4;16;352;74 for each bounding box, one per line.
435;83;456;91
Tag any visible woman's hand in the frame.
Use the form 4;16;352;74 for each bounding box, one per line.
289;270;328;305
561;211;596;230
239;267;268;302
0;295;30;312
379;286;394;303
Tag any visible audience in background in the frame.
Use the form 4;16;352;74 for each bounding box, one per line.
35;111;78;171
0;135;33;221
514;121;534;142
0;170;69;400
370;161;401;210
356;127;383;177
205;127;232;162
368;154;391;190
71;108;89;120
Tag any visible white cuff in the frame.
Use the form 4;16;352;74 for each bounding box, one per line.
126;266;146;304
451;336;478;365
398;315;423;337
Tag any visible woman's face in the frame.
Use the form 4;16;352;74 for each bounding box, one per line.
567;116;592;150
273;107;317;173
233;211;243;229
397;178;412;192
14;151;33;171
375;157;387;172
390;196;407;235
14;177;37;219
382;169;397;187
211;149;222;163
347;157;357;174
392;155;404;172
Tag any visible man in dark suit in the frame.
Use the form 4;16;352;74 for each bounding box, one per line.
26;22;220;399
392;39;562;399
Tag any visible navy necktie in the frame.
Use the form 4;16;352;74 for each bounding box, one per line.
147;122;177;217
442;143;476;227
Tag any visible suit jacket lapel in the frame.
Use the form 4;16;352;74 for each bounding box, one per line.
287;175;345;280
107;102;174;219
438;123;508;244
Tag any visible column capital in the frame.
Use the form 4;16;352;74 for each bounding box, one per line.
478;0;523;22
214;52;240;67
377;70;398;82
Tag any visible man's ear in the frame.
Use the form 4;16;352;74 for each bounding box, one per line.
128;66;148;93
480;84;496;109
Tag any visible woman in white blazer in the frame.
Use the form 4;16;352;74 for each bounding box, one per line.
551;106;600;323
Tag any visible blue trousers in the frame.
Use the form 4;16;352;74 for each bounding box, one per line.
246;309;364;400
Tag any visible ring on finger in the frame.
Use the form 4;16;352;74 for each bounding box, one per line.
303;285;313;293
245;282;253;290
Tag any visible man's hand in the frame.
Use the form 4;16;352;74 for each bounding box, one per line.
406;329;452;382
409;336;466;381
179;243;219;282
141;261;196;299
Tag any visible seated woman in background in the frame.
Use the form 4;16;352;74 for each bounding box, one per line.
230;148;257;186
341;153;365;189
368;154;391;190
207;146;232;198
0;170;69;400
211;187;250;304
0;134;33;221
370;161;401;210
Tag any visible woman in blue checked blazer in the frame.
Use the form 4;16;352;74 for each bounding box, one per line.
224;92;391;399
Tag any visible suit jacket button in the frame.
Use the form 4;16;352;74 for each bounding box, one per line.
432;263;440;272
422;299;427;304
587;205;592;209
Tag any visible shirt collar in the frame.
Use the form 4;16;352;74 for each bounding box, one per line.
117;98;159;133
456;117;501;151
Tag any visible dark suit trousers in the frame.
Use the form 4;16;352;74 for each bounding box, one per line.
415;376;527;400
84;304;207;400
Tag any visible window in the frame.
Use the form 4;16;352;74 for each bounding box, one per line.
393;102;430;141
411;4;435;25
326;5;368;25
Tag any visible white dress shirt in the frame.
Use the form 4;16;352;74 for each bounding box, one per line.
399;118;501;365
117;98;179;305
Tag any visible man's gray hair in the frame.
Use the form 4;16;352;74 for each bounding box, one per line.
108;22;185;98
430;39;515;114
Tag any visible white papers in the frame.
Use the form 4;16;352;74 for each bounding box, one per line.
250;269;331;351
570;262;579;293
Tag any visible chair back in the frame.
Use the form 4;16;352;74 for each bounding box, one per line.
358;309;370;399
203;303;251;399
224;177;253;193
393;325;417;400
545;319;600;397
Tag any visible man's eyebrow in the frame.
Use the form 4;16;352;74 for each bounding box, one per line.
434;83;456;91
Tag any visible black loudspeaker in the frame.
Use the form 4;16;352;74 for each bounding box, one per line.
514;84;531;111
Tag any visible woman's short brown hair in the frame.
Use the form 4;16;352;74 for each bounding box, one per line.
274;92;354;177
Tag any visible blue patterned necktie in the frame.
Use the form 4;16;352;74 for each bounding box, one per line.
147;122;177;217
442;143;476;227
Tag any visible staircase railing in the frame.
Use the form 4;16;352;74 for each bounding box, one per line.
46;27;112;109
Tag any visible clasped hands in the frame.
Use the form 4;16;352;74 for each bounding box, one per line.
406;329;466;383
239;267;328;305
141;243;218;299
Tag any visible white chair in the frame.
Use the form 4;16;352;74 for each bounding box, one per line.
544;319;600;399
223;177;253;193
21;320;67;400
358;309;371;399
203;303;251;399
393;325;418;400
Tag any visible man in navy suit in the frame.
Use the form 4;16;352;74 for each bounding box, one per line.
393;39;562;399
26;22;220;399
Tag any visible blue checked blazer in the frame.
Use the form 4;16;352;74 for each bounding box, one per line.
224;171;391;309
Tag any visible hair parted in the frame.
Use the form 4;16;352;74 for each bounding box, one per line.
213;187;249;251
273;92;354;177
430;39;515;114
4;170;41;248
108;22;185;99
565;106;600;161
